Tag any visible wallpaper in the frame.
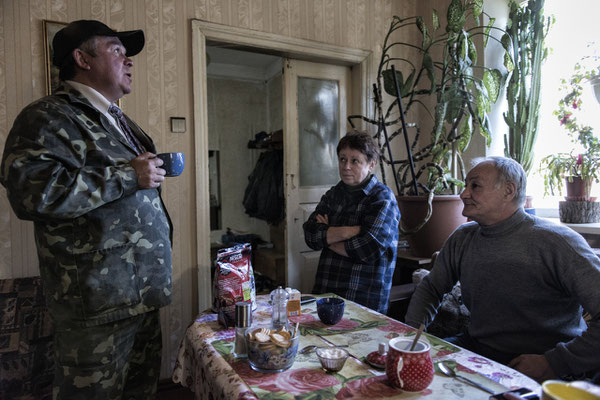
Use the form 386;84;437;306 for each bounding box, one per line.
0;0;413;380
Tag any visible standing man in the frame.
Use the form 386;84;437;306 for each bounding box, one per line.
406;156;600;382
1;20;172;399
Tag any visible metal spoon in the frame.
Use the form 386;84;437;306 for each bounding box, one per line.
299;344;348;354
438;361;496;394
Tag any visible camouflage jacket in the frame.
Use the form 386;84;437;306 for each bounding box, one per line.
0;83;172;328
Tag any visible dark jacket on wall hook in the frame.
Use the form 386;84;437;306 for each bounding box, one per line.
243;149;284;224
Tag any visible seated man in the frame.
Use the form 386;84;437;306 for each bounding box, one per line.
406;156;600;382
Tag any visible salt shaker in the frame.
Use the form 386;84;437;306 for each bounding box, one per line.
233;301;252;358
270;286;289;330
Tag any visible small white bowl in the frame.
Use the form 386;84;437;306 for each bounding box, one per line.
316;347;349;372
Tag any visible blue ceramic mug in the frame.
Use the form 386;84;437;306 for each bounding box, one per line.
316;297;345;325
157;152;185;177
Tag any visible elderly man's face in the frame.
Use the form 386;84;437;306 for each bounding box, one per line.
460;162;513;225
85;36;133;102
337;147;375;186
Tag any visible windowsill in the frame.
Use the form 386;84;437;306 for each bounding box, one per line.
541;216;600;235
530;208;558;218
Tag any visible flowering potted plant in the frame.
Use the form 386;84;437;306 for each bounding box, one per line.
541;153;599;200
540;62;600;201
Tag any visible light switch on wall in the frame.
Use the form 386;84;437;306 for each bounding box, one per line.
170;117;186;133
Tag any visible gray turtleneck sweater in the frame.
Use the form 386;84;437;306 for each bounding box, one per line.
406;208;600;377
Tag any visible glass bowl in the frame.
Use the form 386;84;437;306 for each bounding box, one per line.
246;327;299;373
316;347;349;372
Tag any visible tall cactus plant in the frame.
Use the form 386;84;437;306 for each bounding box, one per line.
503;0;552;176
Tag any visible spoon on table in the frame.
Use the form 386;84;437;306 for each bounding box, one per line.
299;344;348;354
438;361;496;394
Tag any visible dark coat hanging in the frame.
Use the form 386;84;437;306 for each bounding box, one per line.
243;150;284;224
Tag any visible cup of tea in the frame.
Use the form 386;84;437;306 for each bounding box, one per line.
386;337;434;392
542;380;600;400
157;152;185;177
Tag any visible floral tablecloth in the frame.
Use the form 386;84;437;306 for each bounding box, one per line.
172;294;540;399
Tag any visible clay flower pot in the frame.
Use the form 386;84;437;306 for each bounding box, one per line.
564;176;595;202
396;195;467;258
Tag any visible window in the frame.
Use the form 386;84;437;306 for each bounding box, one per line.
529;0;600;209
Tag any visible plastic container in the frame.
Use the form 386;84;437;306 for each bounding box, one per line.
286;288;301;317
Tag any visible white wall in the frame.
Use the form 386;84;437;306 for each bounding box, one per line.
207;77;270;243
267;74;283;133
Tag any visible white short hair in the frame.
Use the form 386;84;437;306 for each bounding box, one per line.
472;156;527;207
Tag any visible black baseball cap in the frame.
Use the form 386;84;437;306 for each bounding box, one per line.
52;20;145;67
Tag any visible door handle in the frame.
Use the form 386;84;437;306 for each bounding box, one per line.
293;209;303;224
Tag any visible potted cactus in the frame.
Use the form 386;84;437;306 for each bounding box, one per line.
502;0;552;211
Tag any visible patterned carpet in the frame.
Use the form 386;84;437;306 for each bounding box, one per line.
0;277;53;399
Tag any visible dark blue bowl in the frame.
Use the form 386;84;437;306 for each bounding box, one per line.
317;297;345;325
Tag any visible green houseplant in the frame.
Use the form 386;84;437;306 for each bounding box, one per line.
540;62;600;201
349;0;507;256
503;0;551;178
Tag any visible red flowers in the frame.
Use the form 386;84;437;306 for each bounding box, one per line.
560;112;572;125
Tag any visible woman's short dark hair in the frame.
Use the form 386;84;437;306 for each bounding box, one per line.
337;130;379;162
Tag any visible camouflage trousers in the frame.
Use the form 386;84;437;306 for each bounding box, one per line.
53;310;162;400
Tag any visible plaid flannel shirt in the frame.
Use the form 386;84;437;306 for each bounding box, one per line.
303;175;400;313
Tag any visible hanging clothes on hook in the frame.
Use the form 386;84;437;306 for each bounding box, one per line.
243;149;284;224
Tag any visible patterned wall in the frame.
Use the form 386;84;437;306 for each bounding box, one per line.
0;0;419;380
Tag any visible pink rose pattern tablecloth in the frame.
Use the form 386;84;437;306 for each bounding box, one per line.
172;295;540;399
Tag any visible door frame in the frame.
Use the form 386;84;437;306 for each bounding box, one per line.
191;19;371;311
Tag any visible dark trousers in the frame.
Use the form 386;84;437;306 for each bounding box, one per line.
444;331;519;365
53;310;162;400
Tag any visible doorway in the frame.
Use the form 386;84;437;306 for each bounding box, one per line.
192;19;371;311
206;45;285;293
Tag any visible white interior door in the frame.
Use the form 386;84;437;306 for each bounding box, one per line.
283;59;351;294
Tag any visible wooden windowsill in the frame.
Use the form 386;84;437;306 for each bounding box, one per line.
543;217;600;235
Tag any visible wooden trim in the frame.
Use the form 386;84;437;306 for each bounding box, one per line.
191;19;372;310
42;20;67;96
191;22;212;312
192;19;370;66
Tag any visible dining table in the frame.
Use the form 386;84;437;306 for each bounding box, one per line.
172;294;541;399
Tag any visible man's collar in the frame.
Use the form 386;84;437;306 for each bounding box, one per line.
64;80;113;113
478;208;527;237
53;81;95;109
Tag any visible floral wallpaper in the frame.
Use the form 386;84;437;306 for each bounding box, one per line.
0;0;418;380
